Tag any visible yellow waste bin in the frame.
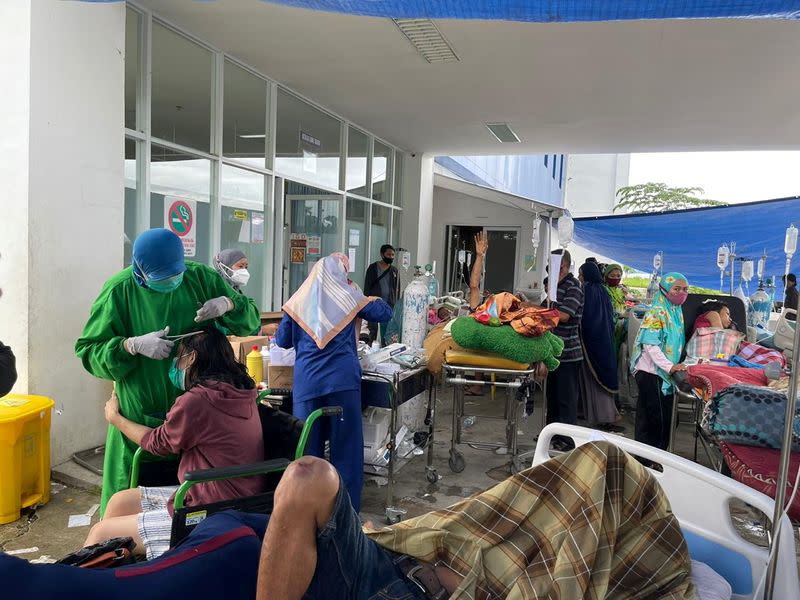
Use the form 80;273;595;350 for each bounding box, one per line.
0;394;55;524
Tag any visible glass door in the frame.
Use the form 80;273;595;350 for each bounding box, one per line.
283;180;342;299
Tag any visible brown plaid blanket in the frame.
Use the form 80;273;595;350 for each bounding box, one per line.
367;441;694;599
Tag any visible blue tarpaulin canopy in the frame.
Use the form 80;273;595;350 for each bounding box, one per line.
264;1;800;21
572;197;800;292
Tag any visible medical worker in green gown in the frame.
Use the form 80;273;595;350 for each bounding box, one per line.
75;228;261;514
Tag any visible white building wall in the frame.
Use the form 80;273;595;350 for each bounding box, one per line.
400;153;435;265
430;187;550;297
0;1;32;392
564;154;630;217
562;154;631;266
1;0;125;464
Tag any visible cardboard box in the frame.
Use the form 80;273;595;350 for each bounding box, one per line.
228;336;270;364
268;365;294;389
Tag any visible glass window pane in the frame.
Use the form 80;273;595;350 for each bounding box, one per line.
275;89;341;190
391;209;402;249
220;165;269;310
370;204;391;265
394;152;403;207
346;198;368;288
150;144;212;264
151;23;213;152
285;181;340;297
372;141;392;202
223;61;269;169
124;138;138;266
346;127;368;195
125;8;141;131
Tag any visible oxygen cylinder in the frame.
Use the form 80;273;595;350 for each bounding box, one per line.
401;266;429;349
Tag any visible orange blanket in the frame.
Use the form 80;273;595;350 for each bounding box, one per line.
472;292;560;337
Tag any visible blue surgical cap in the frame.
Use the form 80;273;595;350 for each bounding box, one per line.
132;228;186;285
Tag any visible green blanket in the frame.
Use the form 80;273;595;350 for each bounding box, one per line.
450;317;564;371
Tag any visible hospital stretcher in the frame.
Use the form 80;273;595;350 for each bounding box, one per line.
533;423;800;600
444;349;539;475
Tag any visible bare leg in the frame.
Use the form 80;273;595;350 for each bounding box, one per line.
103;488;142;519
256;457;340;600
84;514;145;555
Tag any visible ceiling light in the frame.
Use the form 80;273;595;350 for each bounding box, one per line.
393;19;460;64
239;134;266;139
484;122;521;143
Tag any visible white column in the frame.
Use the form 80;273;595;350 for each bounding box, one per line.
0;1;32;392
0;0;125;465
400;153;434;266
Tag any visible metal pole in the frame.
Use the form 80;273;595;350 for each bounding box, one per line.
763;306;800;597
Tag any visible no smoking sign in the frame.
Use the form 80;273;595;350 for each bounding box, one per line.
164;197;197;257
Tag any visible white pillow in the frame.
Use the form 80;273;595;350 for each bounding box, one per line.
690;560;732;600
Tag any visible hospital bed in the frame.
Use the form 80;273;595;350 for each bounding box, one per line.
533;423;800;600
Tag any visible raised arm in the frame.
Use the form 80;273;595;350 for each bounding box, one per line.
469;231;488;309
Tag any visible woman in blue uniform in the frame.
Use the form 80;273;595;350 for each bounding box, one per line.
275;253;392;512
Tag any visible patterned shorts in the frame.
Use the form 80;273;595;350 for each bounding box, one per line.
136;485;179;560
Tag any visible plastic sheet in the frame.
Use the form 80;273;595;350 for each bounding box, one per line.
572;197;800;291
264;1;800;22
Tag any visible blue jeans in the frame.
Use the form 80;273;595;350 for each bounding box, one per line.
294;389;364;512
303;479;426;600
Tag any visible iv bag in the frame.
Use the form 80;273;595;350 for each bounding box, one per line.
716;244;730;270
653;252;663;271
741;260;754;282
758;256;766;279
557;215;574;248
785;224;798;255
531;217;541;249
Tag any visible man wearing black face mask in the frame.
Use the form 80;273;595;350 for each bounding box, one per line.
364;244;398;343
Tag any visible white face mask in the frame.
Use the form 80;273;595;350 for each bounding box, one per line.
230;268;250;287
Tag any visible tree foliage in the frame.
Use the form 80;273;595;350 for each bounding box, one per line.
613;182;727;214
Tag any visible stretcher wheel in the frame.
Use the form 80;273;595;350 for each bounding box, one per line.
448;450;465;473
510;456;523;475
385;507;405;524
426;468;439;484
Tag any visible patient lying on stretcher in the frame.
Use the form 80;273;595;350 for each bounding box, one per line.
2;442;697;600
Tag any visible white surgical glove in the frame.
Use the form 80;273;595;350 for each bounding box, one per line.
125;327;174;360
195;296;234;323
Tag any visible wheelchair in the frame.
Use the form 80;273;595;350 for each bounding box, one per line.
129;393;342;548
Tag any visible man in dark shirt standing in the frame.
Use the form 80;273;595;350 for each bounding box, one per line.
784;273;798;321
545;249;584;446
363;244;399;343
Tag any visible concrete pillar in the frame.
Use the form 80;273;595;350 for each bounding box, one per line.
0;0;125;464
400;153;434;266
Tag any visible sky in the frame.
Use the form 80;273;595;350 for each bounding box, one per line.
628;151;800;204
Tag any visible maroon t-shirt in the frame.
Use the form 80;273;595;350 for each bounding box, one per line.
141;380;264;514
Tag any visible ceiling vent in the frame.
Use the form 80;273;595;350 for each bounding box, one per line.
484;122;521;143
393;19;460;64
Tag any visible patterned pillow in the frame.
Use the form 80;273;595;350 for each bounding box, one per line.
685;327;745;360
707;384;800;451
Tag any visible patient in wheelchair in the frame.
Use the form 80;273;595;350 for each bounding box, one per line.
84;326;266;559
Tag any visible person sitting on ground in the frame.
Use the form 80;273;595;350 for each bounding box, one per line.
693;299;733;332
84;326;265;560
630;273;690;450
255;444;695;600
783;273;797;321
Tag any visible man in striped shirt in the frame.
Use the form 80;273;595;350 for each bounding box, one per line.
545;249;584;447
